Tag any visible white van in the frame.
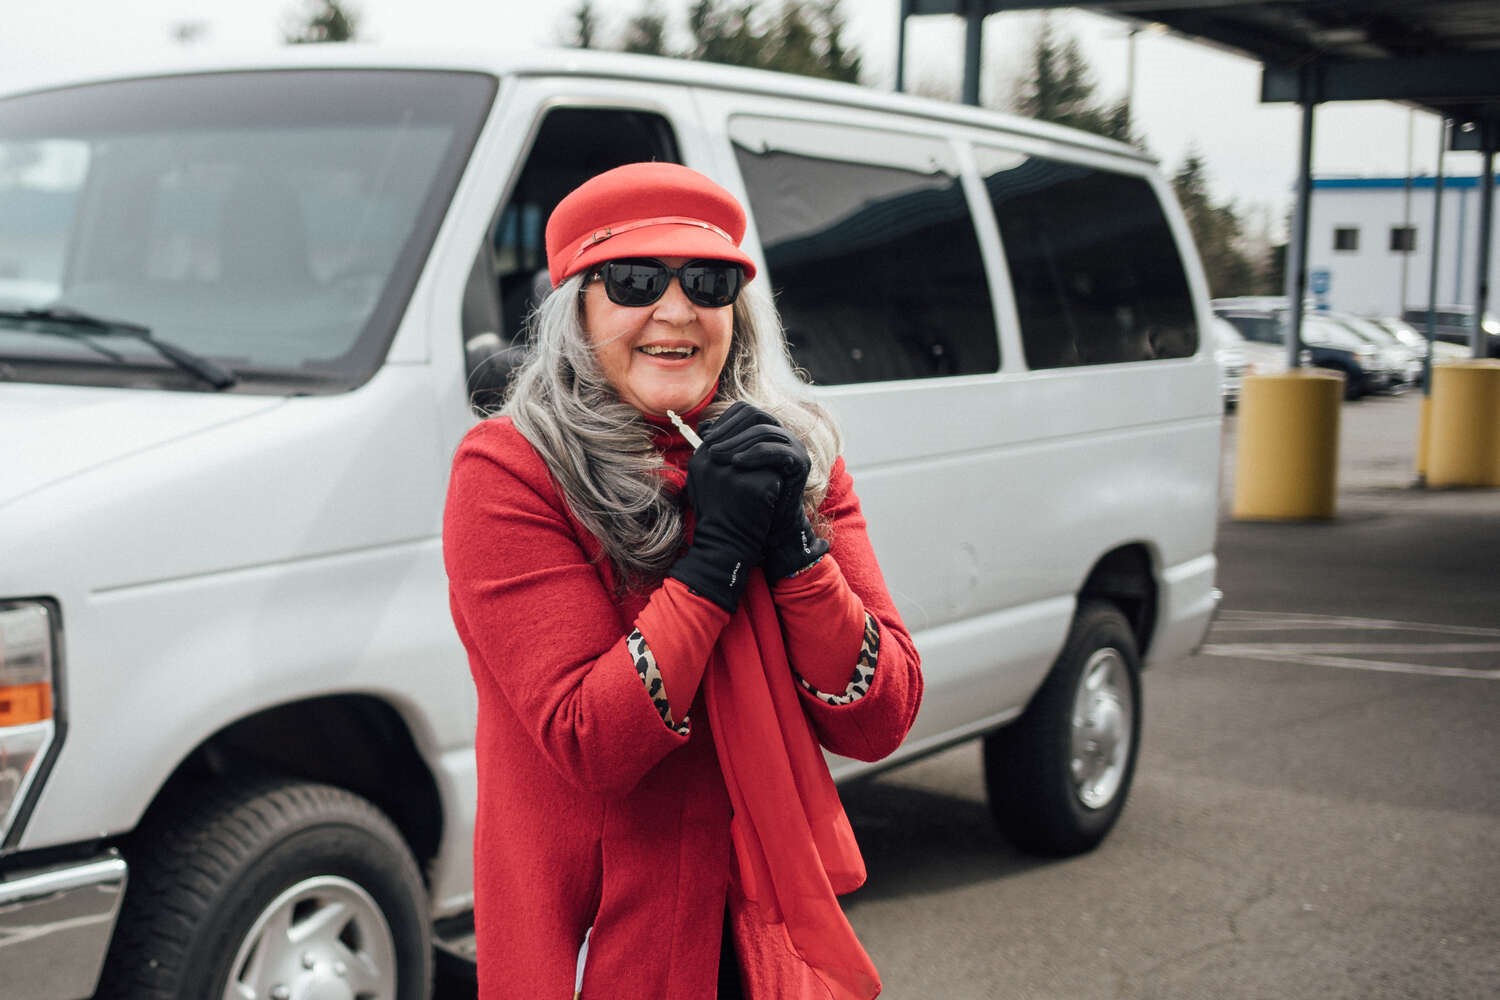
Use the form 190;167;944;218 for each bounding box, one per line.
0;47;1221;999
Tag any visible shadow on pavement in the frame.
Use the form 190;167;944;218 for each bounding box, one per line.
838;775;1053;904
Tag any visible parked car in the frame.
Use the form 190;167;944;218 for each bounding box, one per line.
1209;315;1289;407
1327;312;1420;390
1211;317;1247;407
1399;305;1500;357
1371;315;1472;367
1238;337;1291;378
1212;298;1390;399
0;49;1222;1000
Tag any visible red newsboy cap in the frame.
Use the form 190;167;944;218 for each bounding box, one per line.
545;162;757;288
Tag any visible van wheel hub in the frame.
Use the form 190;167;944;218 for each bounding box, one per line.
1069;648;1132;810
227;875;396;1000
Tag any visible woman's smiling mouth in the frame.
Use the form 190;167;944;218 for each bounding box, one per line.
638;345;698;358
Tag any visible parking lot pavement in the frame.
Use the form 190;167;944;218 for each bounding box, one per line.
1202;609;1500;680
838;392;1500;1000
1217;392;1500;628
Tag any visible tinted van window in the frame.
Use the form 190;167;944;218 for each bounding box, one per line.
731;117;997;385
979;147;1197;369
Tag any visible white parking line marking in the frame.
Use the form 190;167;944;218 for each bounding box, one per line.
1202;645;1500;680
1213;610;1500;638
1201;611;1500;679
1207;642;1500;655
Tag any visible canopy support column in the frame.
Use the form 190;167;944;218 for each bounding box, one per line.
1423;120;1449;389
896;0;913;93
1282;95;1316;370
962;0;985;106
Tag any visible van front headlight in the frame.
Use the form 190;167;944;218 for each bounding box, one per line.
0;601;58;846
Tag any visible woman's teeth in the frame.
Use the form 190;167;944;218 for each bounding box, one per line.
639;345;696;357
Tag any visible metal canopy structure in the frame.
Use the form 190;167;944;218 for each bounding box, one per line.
897;1;1500;363
951;1;1500;125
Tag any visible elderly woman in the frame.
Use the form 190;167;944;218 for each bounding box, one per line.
443;162;922;1000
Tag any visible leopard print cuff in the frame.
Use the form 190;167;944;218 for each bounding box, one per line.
784;552;826;578
628;628;690;736
798;612;879;706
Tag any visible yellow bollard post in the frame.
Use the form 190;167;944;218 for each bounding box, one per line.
1232;370;1344;520
1426;360;1500;488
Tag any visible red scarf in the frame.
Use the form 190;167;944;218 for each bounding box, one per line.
647;394;879;999
704;574;881;999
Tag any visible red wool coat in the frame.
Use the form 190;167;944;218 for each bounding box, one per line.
443;415;923;999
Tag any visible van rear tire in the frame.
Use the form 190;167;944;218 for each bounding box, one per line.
97;778;432;1000
983;601;1142;856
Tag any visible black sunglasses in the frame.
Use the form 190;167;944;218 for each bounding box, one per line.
584;258;745;309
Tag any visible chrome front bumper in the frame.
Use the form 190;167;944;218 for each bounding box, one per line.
0;853;127;1000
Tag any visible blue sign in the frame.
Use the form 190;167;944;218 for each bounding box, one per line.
1309;269;1331;295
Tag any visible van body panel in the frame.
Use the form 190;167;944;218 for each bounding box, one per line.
4;365;448;592
820;369;1219;767
1149;553;1221;667
845;593;1079;776
429;746;481;915
821;365;1220;618
5;365;474;852
0;385;285;510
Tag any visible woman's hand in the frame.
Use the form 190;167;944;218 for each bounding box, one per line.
702;402;830;581
668;405;783;611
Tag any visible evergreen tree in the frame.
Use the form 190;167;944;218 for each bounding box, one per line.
283;0;359;44
1102;98;1145;151
686;1;762;68
1173;152;1260;296
565;0;600;50
815;0;861;84
769;2;820;77
579;1;862;84
1010;16;1135;146
1265;241;1287;294
622;0;670;56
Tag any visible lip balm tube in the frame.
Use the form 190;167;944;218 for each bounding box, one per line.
666;409;703;450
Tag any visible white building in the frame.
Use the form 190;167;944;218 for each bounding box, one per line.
1307;174;1499;318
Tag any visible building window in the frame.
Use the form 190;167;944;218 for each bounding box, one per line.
1390;226;1417;253
1333;227;1359;252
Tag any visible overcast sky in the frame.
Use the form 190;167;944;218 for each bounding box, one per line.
1;0;1483;234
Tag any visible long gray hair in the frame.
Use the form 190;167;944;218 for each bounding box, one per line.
499;275;841;587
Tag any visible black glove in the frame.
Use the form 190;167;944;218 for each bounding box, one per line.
668;405;783;612
703;403;830;581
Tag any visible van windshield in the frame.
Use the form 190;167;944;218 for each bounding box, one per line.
0;69;494;393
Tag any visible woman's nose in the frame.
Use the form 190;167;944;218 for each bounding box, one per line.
650;278;697;323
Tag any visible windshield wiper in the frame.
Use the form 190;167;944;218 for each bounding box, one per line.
0;307;238;390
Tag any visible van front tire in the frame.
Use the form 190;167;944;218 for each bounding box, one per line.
98;779;432;1000
983;601;1142;857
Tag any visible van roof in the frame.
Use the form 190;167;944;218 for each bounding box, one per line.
2;44;1153;167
